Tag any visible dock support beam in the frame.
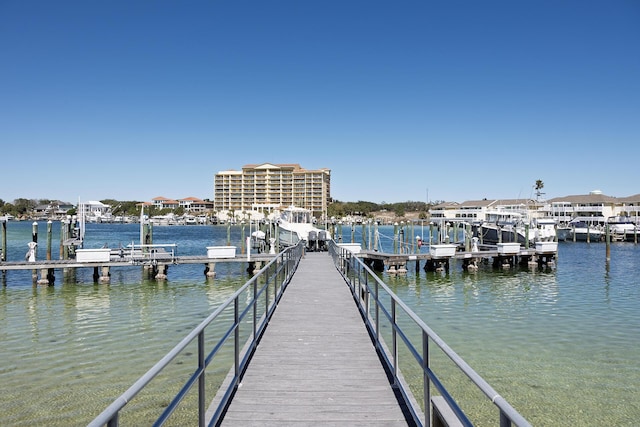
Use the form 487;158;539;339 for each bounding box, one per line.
387;262;407;275
205;262;216;278
155;264;167;280
63;267;76;283
99;266;111;283
37;268;55;285
425;259;450;273
247;261;264;274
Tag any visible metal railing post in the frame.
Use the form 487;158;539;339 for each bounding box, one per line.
392;300;398;386
500;411;511;427
253;279;258;341
234;297;240;382
363;268;369;319
107;413;118;427
423;330;431;427
375;279;380;344
198;331;205;427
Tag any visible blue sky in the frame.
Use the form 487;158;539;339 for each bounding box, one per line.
1;1;638;205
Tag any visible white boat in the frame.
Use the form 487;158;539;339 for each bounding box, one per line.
276;206;331;251
606;216;639;241
183;215;198;225
567;219;604;242
473;210;557;245
556;223;572;241
532;217;558;242
250;229;270;253
149;213;178;226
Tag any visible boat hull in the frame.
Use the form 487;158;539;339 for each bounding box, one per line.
473;224;526;245
570;229;604;242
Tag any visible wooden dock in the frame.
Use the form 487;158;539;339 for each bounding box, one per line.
358;242;558;273
0;253;276;284
0;254;274;271
0;239;558;285
212;251;412;426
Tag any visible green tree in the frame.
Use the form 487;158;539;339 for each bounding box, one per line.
534;180;545;200
13;198;37;216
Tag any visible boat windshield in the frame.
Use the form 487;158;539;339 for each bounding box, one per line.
282;209;312;224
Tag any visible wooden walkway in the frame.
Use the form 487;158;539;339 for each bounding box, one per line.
216;251;412;426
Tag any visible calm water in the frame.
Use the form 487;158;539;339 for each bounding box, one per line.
1;221;639;426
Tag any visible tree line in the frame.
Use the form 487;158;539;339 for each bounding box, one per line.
0;198;143;218
0;197;437;220
327;200;435;219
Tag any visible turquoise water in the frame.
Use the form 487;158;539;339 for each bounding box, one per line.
1;221;639;425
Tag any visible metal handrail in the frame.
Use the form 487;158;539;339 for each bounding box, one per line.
88;242;304;427
124;242;178;264
328;241;531;427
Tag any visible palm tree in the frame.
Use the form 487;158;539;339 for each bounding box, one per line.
534;180;545;200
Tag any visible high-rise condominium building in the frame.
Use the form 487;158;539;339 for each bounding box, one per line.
214;163;331;218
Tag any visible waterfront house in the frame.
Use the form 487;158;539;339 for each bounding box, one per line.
431;190;640;226
152;197;180;210
430;198;540;223
80;200;112;223
540;190;618;224
178;197;214;214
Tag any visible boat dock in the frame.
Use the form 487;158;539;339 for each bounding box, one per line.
209;251;413;426
0;249;275;285
0;240;559;285
354;241;558;273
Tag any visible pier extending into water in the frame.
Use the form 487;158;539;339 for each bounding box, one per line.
88;242;531;427
211;250;411;426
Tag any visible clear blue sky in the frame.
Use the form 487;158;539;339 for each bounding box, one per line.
1;1;638;205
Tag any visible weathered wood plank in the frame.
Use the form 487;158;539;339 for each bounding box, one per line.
217;251;410;426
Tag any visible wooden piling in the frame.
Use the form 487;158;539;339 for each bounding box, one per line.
31;222;38;281
429;222;434;245
32;222;38;258
44;220;51;259
393;222;398;254
373;222;379;250
1;219;6;262
44;221;54;285
605;224;611;262
60;220;65;259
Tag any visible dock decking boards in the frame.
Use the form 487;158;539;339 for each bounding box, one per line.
216;251;412;426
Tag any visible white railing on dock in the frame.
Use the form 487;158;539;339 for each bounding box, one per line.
124;243;177;264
